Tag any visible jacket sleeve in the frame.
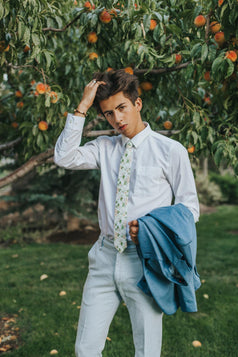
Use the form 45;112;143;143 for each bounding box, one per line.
167;143;199;222
54;113;100;170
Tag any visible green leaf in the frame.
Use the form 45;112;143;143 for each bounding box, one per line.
225;59;234;78
23;26;31;44
45;95;51;108
32;33;41;46
190;43;201;58
0;2;4;19
18;21;26;40
211;57;223;74
201;43;208;63
143;14;151;33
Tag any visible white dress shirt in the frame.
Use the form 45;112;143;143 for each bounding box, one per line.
54;114;199;239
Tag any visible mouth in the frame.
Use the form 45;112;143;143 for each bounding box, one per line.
118;124;127;131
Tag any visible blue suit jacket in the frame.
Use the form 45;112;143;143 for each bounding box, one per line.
137;203;201;315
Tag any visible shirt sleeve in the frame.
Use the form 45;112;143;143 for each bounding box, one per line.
54;113;100;170
167;143;200;222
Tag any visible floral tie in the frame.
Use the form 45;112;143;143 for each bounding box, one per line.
114;140;133;253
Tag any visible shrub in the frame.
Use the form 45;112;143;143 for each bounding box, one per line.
209;173;238;204
195;172;224;205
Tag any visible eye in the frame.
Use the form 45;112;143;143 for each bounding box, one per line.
105;111;113;119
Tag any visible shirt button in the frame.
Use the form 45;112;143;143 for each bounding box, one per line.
127;141;133;148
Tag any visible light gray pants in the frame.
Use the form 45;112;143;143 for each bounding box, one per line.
75;235;163;357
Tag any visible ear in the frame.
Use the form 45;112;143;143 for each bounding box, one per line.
135;97;142;112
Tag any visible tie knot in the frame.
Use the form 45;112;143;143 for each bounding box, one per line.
126;141;133;149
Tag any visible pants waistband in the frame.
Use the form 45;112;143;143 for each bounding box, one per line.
98;234;136;249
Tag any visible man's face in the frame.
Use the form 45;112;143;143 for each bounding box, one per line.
99;91;144;139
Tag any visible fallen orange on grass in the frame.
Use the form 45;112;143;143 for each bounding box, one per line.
38;121;48;131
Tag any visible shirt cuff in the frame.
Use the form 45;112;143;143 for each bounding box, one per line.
64;113;86;131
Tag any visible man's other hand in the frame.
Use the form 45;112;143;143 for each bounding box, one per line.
129;220;139;245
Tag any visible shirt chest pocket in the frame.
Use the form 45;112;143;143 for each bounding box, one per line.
132;166;165;195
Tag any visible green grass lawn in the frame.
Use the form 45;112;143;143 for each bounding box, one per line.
0;205;238;356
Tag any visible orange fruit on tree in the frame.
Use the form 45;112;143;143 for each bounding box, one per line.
36;83;47;94
106;67;113;72
194;15;206;27
50;91;58;103
84;1;95;10
225;50;237;62
204;71;211;81
163;120;173;130
0;41;9;52
87;32;98;43
209;21;221;34
140;81;153;91
31;80;36;86
15;90;23;98
138;87;142;96
187;145;195;154
17;101;24;108
11;122;19;129
218;0;224;6
150;19;157;30
4;44;10;52
175;54;182;64
23;45;30;53
204;96;211;105
99;9;112;23
63;111;68;117
124;67;134;75
214;31;225;46
89;52;98;60
38;121;48;131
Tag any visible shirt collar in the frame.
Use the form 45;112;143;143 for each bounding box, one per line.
121;122;151;148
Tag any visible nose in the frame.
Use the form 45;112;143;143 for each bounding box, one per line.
114;110;122;124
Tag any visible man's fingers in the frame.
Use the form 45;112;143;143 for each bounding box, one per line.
128;220;138;226
130;226;139;234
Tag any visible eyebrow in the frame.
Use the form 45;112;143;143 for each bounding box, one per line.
103;102;127;115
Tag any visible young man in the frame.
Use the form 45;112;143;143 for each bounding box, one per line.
54;69;199;357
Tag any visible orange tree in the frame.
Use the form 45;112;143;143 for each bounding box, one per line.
0;0;237;217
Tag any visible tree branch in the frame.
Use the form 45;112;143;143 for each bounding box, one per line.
0;138;22;151
42;14;82;32
134;62;191;75
0;148;53;188
5;62;50;80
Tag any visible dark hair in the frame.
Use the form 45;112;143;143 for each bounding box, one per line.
93;69;139;114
